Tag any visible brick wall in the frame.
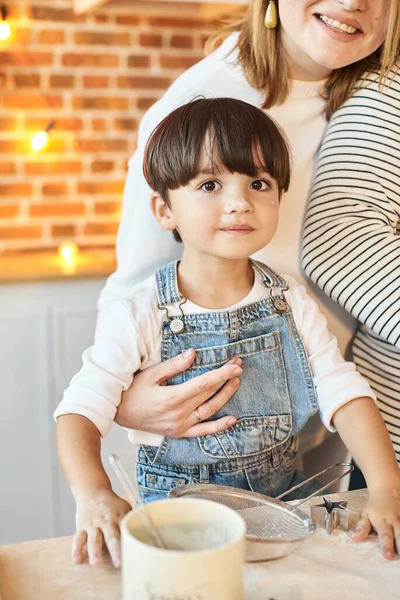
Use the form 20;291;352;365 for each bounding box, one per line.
0;0;245;253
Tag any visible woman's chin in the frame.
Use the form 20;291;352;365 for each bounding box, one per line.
310;49;368;72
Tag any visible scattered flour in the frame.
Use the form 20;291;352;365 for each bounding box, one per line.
244;527;400;600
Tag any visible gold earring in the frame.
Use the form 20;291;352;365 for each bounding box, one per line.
264;0;278;29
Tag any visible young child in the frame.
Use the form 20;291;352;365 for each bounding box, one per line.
55;98;400;568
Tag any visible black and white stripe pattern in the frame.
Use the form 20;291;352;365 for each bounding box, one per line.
302;68;400;462
352;328;400;463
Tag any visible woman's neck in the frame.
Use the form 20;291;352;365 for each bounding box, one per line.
177;255;254;309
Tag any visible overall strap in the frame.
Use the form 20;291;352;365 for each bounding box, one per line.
251;259;288;290
251;260;290;314
155;260;182;307
155;260;187;334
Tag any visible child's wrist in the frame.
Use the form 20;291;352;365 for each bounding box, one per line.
366;469;400;494
71;480;113;501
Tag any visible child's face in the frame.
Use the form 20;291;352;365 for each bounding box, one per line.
151;149;280;262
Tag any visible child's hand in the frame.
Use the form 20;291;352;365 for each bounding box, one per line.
352;486;400;560
72;488;131;568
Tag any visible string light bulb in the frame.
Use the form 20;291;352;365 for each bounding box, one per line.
58;241;79;275
31;121;55;151
58;241;79;261
0;5;11;41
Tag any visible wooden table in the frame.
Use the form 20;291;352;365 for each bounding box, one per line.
0;490;398;600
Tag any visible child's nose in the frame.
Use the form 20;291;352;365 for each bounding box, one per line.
223;196;251;213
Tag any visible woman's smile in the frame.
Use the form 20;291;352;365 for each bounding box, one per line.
313;12;364;43
314;10;363;36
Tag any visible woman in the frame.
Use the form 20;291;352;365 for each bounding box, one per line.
99;1;398;449
302;51;400;464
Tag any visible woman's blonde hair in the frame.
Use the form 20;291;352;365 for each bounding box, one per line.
206;0;400;119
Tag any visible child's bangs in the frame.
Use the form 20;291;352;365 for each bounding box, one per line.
193;109;291;193
195;127;270;179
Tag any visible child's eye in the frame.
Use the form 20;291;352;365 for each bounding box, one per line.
251;179;271;191
201;180;220;192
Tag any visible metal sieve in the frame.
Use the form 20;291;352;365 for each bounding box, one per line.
169;462;353;561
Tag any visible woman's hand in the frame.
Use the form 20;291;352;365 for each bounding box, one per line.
115;349;242;437
72;489;131;568
352;484;400;560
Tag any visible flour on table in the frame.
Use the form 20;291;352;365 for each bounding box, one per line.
244;528;399;600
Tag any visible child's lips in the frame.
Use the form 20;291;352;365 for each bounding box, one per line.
220;225;254;234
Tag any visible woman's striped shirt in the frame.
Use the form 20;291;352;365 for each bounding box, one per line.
302;68;400;463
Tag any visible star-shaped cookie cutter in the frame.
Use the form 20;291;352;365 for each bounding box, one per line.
310;497;359;535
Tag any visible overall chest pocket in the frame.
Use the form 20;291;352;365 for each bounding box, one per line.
192;331;293;459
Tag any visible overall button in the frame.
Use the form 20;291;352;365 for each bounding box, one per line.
170;318;184;334
272;297;289;313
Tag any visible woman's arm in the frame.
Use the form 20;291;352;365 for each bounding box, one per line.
302;69;400;347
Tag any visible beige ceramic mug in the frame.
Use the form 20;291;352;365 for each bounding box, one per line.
121;497;246;600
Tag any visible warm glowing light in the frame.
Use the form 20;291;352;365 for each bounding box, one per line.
58;241;79;260
0;20;10;40
58;242;79;275
31;130;49;152
30;122;55;152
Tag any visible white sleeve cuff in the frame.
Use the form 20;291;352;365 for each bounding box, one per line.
53;391;117;438
318;375;377;432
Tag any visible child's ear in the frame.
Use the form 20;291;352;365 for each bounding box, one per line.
150;192;177;232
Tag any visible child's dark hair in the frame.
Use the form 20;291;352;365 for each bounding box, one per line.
143;97;291;243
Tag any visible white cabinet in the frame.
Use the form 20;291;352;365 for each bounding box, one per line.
0;300;54;545
0;278;134;545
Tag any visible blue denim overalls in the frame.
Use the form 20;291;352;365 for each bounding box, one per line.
137;259;319;503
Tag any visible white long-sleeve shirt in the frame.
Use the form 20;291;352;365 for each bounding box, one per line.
302;68;400;461
55;269;375;446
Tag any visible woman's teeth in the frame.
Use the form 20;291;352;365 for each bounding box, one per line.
318;14;358;35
